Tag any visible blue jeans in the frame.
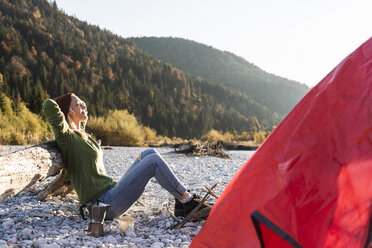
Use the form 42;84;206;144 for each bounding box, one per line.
97;148;187;219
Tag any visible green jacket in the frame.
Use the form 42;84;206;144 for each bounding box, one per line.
42;99;115;203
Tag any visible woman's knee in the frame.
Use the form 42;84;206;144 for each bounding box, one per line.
141;148;158;159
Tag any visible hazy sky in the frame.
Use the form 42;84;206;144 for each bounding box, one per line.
54;0;372;87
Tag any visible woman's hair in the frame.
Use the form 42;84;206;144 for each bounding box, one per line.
53;93;88;140
53;93;73;120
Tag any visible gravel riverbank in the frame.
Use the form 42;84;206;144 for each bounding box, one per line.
0;146;253;248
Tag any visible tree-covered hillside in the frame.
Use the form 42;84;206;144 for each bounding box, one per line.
131;37;310;117
0;0;280;140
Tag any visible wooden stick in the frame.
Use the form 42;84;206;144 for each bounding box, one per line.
193;199;213;208
188;207;211;222
203;186;220;199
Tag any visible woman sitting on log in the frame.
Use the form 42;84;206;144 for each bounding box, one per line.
43;93;202;219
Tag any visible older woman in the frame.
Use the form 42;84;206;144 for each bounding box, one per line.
43;93;201;219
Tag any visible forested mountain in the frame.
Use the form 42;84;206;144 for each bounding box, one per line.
0;0;292;139
131;37;309;116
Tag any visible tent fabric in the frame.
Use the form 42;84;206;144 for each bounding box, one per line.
251;211;303;248
190;36;372;248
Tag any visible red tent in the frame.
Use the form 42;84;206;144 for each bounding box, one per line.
190;37;372;248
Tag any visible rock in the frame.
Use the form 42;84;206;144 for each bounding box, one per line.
114;234;122;241
130;206;152;216
0;240;8;248
22;240;33;246
21;227;33;238
174;238;182;245
128;237;143;243
56;238;69;246
1;219;14;229
180;243;189;248
6;237;17;244
13;222;22;230
162;239;171;245
42;208;50;214
84;241;95;247
182;227;192;235
125;226;137;238
149;235;157;241
143;209;153;216
60;229;70;234
150;242;164;248
33;239;47;248
48;243;61;248
103;235;117;244
182;234;192;241
92;239;103;247
165;221;171;228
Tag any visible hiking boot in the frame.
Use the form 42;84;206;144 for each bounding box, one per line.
174;194;207;217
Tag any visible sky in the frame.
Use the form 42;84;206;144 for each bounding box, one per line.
54;0;372;88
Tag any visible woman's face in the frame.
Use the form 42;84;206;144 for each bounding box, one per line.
70;95;88;122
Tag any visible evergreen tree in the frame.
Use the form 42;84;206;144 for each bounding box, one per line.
0;0;290;138
29;80;45;113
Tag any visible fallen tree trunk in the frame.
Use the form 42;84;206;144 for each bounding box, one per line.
36;169;73;201
0;140;66;202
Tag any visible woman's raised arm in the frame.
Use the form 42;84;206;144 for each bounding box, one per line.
42;99;72;144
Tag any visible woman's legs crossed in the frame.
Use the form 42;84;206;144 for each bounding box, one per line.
99;149;187;219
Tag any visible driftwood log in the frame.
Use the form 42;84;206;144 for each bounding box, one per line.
173;141;230;158
0;140;71;202
173;140;258;159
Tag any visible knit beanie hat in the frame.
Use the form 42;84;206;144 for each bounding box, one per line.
53;93;73;121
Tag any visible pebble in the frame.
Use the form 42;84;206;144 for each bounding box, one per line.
22;240;33;246
21;227;32;238
150;242;164;248
103;235;117;244
33;239;47;248
0;146;252;247
2;219;14;229
0;209;7;216
125;226;137;238
7;237;17;244
0;240;7;248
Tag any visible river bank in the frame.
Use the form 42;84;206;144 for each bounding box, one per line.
0;146;254;248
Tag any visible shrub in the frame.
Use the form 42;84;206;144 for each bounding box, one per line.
201;129;225;142
86;110;157;146
253;131;267;144
0;93;53;145
201;128;268;145
143;126;157;142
